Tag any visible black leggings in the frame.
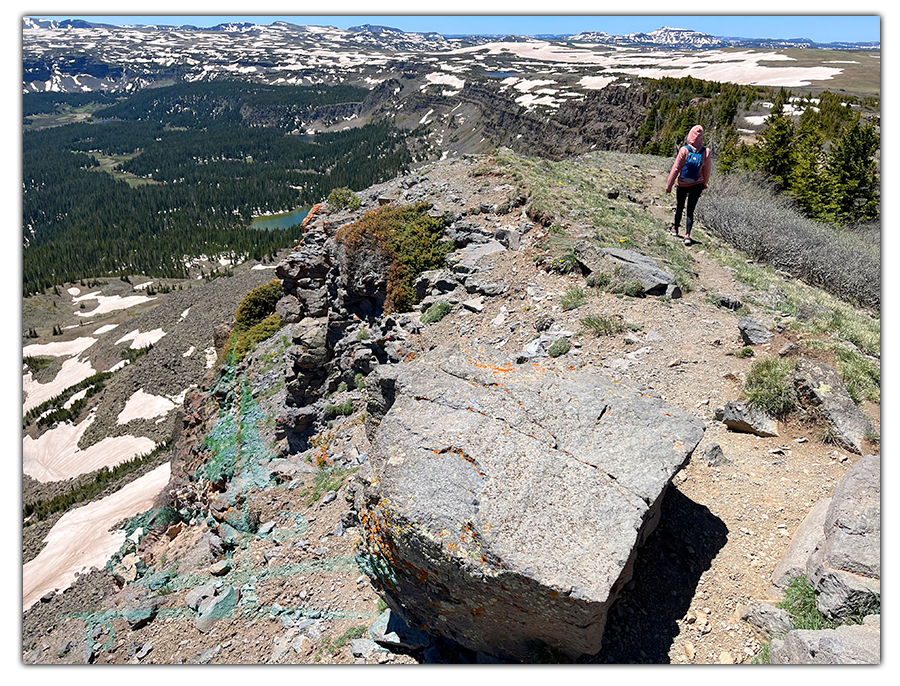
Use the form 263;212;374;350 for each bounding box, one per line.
674;184;704;233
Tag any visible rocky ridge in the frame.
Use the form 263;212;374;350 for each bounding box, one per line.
23;151;880;664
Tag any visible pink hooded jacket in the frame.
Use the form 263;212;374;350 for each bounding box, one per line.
665;125;711;193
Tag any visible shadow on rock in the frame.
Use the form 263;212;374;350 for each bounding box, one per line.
581;487;728;664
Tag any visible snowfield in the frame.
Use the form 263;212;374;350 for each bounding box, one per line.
115;327;167;349
23;410;156;482
22;462;171;611
73;291;156;316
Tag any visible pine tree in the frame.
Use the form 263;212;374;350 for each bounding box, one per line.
788;115;827;217
821;115;880;224
755;113;795;190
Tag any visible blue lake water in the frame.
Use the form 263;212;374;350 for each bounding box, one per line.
482;71;519;79
251;207;310;231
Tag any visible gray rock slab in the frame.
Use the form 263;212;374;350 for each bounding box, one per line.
737;317;773;345
573;242;678;296
739;602;794;637
770;498;830;593
768;623;880;664
601;247;678;295
719;401;778;437
359;344;704;660
792;359;874;454
454;240;507;270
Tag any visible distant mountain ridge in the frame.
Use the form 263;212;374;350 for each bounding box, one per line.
22;17;879;51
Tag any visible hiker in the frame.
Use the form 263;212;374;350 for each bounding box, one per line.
665;124;711;246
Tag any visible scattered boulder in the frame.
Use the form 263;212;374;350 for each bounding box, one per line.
357;344;704;660
195;586;240;633
700;442;729;467
739;602;794;638
792;358;874;454
716;401;779;437
737;317;773;345
572;242;680;297
711;293;743;311
770;499;831;594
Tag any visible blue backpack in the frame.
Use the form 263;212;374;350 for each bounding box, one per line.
680;145;705;183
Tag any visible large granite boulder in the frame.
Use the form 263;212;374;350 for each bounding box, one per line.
792;358;874;454
356;345;705;660
807;455;880;619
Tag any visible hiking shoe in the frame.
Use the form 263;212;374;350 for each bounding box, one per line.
683;235;692;246
669;225;680;238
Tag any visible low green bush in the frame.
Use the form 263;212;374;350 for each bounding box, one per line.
547;338;571;357
327;186;362;211
421;301;451;324
581;314;625;337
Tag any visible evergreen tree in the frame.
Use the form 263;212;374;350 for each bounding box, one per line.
787;114;827;217
755;113;795;190
821;114;880;224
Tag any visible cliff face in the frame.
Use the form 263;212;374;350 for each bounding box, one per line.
473;82;650;160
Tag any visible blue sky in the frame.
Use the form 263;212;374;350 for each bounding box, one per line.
31;13;881;44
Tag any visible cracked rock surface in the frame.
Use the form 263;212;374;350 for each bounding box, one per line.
356;343;704;659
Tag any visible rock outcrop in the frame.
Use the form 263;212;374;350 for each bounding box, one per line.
768;618;880;664
354;344;705;660
792;358;874;454
807;454;880;619
757;454;881;664
573;242;681;297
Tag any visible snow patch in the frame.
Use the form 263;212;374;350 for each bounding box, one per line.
23;337;96;358
115;327;166;349
23;410;156;482
73;292;156;317
22;462;171;611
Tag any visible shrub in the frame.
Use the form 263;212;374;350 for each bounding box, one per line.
608;278;646;298
233;313;282;363
581;314;625;336
549;251;579;274
327;186;362;211
699;173;879;311
744;356;797;417
421;301;451;324
561;287;587;311
324;398;354;418
547;338;571;357
585;272;611;289
236;280;283;331
335;203;451;313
